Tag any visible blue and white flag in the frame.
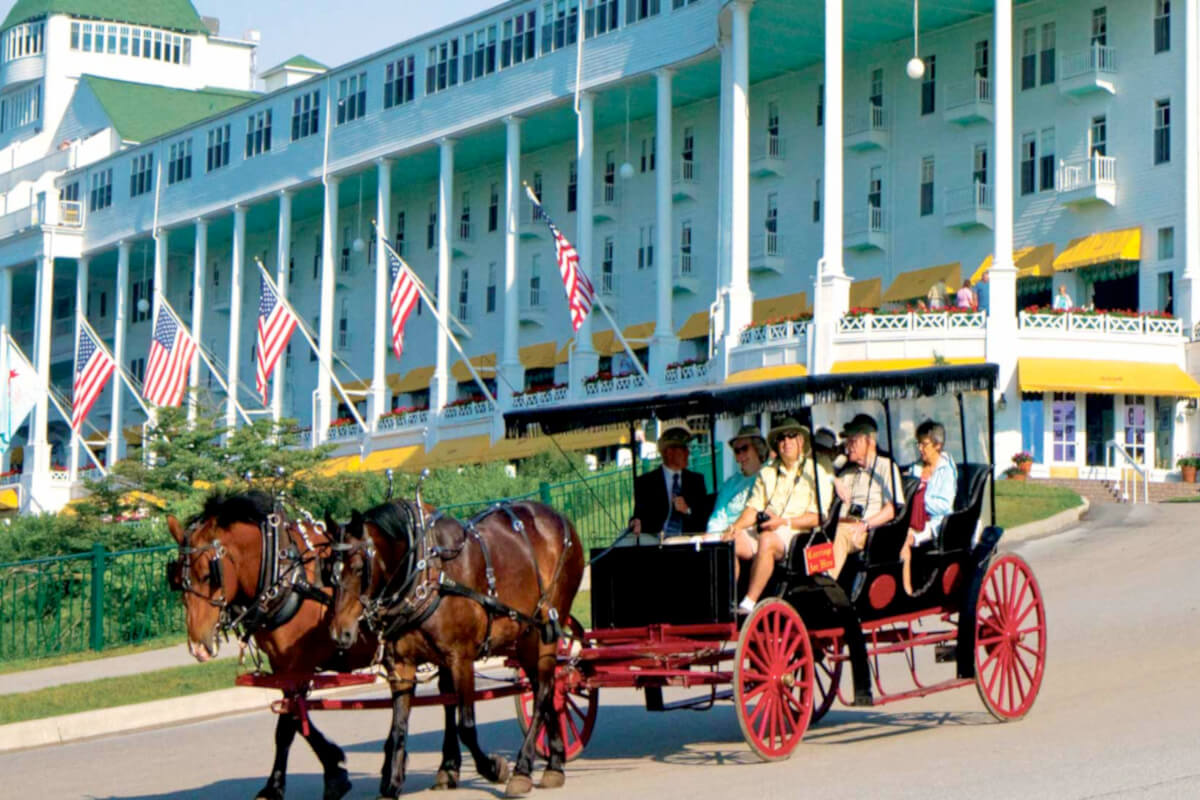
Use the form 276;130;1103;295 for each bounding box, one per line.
0;332;39;453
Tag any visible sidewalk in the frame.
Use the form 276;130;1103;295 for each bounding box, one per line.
0;644;233;697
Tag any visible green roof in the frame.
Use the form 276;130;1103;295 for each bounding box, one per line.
2;0;207;33
271;54;327;72
80;75;259;143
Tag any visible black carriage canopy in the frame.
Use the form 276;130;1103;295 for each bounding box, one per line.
504;363;999;438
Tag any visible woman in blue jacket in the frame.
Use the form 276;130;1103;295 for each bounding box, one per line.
902;420;957;595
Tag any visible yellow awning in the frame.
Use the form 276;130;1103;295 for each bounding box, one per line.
556;342;571;364
341;377;373;395
593;323;653;356
849;277;882;309
391;366;434;394
451;353;497;382
1053;227;1141;272
882;262;962;304
1019;358;1200;397
752;292;811;324
725;364;809;384
831;356;985;374
520;341;559;369
623;321;655;342
972;244;1056;283
0;488;18;511
677;310;710;340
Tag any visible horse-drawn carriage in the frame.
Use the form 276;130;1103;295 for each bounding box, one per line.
167;363;1045;797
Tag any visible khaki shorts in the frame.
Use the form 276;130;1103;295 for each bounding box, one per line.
745;525;802;558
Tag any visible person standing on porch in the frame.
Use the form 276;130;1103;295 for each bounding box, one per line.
1053;284;1074;311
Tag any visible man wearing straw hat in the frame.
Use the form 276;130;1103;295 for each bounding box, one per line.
724;418;836;615
630;426;709;537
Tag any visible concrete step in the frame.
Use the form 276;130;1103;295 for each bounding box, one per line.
1032;477;1200;504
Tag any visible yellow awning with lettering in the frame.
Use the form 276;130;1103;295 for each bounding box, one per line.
849;277;882;309
1053;227;1142;272
752;292;811;324
881;262;962;304
725;364;809;384
520;341;559;369
391;365;434;394
451;353;497;382
677;310;710;340
1018;358;1200;397
972;244;1056;283
831;357;985;374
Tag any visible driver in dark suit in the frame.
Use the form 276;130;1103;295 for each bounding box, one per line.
629;426;710;536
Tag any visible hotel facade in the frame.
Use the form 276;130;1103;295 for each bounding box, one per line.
2;0;1199;512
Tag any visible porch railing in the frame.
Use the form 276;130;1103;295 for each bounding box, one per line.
1020;310;1182;337
1106;439;1148;504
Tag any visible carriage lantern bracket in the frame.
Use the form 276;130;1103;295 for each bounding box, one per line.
415;468;430;529
385;468;395;501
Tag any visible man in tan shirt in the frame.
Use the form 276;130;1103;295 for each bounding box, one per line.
724;418;836;614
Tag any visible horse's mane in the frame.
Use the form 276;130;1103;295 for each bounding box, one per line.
186;490;275;531
362;500;419;542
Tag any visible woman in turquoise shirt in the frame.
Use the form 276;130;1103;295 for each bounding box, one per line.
706;424;768;534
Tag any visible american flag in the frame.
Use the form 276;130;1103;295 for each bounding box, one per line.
71;326;115;432
385;241;420;359
255;275;298;403
143;307;197;408
524;185;595;332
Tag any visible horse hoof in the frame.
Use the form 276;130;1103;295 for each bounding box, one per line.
540;769;566;789
505;774;534;797
432;769;459;790
490;755;512;785
255;789;284;800
323;769;352;800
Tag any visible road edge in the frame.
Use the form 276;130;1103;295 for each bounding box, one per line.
1002;497;1090;544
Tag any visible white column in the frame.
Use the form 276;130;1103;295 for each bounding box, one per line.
109;241;130;466
571;92;599;397
500;117;524;407
1182;0;1200;330
188;219;207;424
812;0;851;375
0;267;10;473
226;205;246;432
717;29;733;289
273;192;292;423
370;161;391;428
651;69;678;380
317;178;339;443
31;250;53;478
430;141;455;414
986;0;1021;472
69;256;89;481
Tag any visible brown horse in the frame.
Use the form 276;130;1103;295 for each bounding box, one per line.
166;491;379;800
328;499;584;799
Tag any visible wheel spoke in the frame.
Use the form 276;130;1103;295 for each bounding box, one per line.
747;695;769;727
983;646;1005;695
976;633;1005;647
987;572;1004;625
1010;574;1031;624
742;668;770;682
564;708;582;744
1012;598;1041;630
743;680;770;703
1005;561;1019;618
784;655;811;675
753;697;772;740
1016;640;1044;660
747;645;771;675
1015;623;1044;638
780;617;798;662
978;640;1003;673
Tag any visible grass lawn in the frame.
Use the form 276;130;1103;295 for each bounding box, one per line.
569;590;591;631
994;481;1083;529
0;658;243;726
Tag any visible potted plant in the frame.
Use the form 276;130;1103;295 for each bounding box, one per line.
1003;466;1026;482
1012;451;1034;475
1177;455;1200;483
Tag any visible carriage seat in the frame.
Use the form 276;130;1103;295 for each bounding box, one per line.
937;462;990;552
861;474;921;565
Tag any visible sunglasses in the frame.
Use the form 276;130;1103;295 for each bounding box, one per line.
779;432;801;441
733;444;753;454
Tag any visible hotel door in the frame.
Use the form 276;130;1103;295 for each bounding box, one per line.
1085;393;1114;466
1123;395;1147;465
1022;393;1045;463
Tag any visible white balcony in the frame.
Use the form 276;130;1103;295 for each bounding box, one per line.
594;182;620;222
672;252;700;295
377;408;429;432
943;183;994;230
1057;155;1116;207
453;220;474;258
583;372;646;397
327;422;364;443
672;159;699;202
834;311;987;364
729;320;810;376
519;203;549;239
1019;310;1183;366
519;290;546;327
597;271;619;298
943;77;992;125
456;301;472;324
749;232;785;275
510;385;568;409
1059;44;1117;95
844;207;886;251
336;329;353;351
845;106;888;151
58;201;83;228
1020;310;1181;338
664;359;712;386
750;134;786;177
0;205;38;239
442;399;495;421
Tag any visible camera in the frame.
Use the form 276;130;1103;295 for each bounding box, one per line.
846;503;865;520
755;511;770;531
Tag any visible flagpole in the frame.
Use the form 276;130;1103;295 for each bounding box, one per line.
79;317;154;418
69;300;82;482
157;296;254;426
6;331;107;477
374;231;498;408
253;258;369;435
369;219;472;339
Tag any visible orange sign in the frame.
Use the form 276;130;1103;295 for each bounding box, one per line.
805;542;835;576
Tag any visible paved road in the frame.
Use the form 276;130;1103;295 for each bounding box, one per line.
4;503;1198;799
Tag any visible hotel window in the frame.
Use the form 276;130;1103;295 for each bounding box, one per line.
627;0;661;24
641;136;656;172
603;151;615;202
340;224;351;273
3;21;44;61
245;109;272;158
462;25;497;82
70;22;79;49
681;126;695;175
206;124;231;172
920;54;936;115
530;258;541;307
1155;99;1171;164
458;268;471;321
974;39;989;79
89;168;113;212
601;237;614;292
542;0;580;54
1091;7;1107;46
130;358;145;382
129;153;153;198
0;83;41;132
426;39;460;95
817;83;824;126
488;183;499;232
567;161;578;213
459;190;471;240
919;156;934;217
1158;227;1175;260
312;235;321;279
1040;22;1056;85
1021;27;1036;90
395;211;406;255
82;22;93;51
337;72;366;124
486;263;497;313
291;90;320;141
1020;133;1036;195
106;24;117;53
812;178;821;223
427;202;437;250
500;11;537;68
637;225;655;269
974;144;988;186
119;26;129;54
131;279;153;323
1039;128;1055;191
585;0;620;37
1052;393;1077;462
1090;115;1107;157
679;221;692;274
1155;0;1171;53
61;182;79;202
869;68;883;108
384;56;416;108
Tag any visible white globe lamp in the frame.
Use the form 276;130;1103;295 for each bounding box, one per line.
619;162;635;180
906;57;925;80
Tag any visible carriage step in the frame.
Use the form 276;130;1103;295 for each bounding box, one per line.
934;643;956;663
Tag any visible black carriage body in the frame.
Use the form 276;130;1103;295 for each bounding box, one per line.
589;542;736;629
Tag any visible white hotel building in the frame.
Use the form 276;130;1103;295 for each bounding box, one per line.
2;0;1200;512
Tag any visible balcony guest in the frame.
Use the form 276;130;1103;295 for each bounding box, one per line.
829;414;905;581
955;280;976;310
902;420;958;595
974;272;990;312
926;282;945;310
1053;284;1074;311
706;424;767;535
629;427;709;537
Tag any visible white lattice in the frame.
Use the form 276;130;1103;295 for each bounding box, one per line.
377;410;429;431
665;361;712;385
1105;315;1142;334
870;314;910;331
327;423;363;442
585;374;646;397
1021;311;1182;338
49;470;71;483
1069;315;1104;333
1019;312;1068;331
442;401;493;420
511;386;568;409
1146;317;1182;336
838;315;868;334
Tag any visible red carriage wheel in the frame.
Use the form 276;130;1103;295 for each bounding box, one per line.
514;616;597;761
809;641;843;725
734;599;815;761
974;554;1047;721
